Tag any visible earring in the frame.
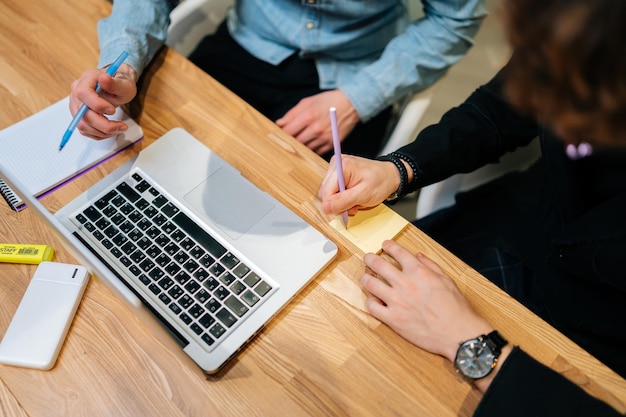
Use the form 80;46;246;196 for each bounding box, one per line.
565;141;593;160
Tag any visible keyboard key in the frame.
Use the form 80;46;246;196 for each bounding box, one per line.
233;263;250;279
201;334;215;346
224;296;249;317
162;202;179;217
83;206;102;222
158;293;171;305
165;262;181;276
184;280;201;294
221;253;239;269
169;303;182;315
135;180;151;193
199;313;215;328
190;323;203;336
173;212;226;258
243;272;261;287
158;277;174;290
179;313;192;325
116;181;140;202
214;286;230;300
174;271;191;285
203;277;219;291
178;294;194;309
219;272;236;286
189;304;204;319
206;298;220;313
195;289;211;304
140;258;156;272
215;308;237;328
230;281;246;296
95;190;117;209
241;290;260;307
152;195;168;208
168;285;184;299
254;281;272;297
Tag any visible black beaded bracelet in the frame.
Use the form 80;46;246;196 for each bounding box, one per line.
390;151;420;194
375;154;408;202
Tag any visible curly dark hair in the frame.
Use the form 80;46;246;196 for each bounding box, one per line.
502;0;626;146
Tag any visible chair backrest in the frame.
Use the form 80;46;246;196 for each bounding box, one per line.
167;0;234;57
415;138;541;218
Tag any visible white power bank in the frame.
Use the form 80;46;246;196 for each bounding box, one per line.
0;262;90;370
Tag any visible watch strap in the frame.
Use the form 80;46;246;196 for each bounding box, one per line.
484;330;508;356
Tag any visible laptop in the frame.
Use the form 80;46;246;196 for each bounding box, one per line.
1;128;338;373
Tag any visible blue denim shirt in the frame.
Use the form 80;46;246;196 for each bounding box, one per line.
98;0;487;121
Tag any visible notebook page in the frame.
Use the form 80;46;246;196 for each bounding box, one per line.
0;96;142;198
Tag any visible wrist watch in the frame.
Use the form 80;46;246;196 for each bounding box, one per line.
454;330;508;380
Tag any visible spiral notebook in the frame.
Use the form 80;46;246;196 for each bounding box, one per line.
0;97;143;211
0;178;25;211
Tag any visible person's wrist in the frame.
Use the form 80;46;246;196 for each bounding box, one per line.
390;152;419;191
375;154;408;202
115;63;138;83
472;344;512;393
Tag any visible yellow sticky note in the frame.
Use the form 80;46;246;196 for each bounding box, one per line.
330;204;408;254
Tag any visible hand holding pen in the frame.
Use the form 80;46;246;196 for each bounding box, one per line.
61;50;129;151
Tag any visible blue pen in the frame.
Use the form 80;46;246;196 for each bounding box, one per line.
329;107;349;228
58;50;129;152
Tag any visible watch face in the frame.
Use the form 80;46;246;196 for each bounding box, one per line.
455;339;496;379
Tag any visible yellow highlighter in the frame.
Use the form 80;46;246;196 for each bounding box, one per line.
0;244;54;264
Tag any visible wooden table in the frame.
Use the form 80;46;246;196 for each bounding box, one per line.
1;1;625;416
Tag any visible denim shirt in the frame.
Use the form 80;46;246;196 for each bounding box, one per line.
98;0;487;121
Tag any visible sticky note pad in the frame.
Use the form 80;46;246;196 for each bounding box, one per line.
330;204;408;254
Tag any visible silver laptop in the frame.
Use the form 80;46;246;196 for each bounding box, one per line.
1;128;337;373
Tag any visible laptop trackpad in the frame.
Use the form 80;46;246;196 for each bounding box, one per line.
183;168;275;240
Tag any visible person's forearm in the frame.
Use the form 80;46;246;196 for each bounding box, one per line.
97;0;175;76
394;71;539;189
474;347;623;417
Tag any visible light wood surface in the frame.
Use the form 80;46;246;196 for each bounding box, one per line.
1;1;625;416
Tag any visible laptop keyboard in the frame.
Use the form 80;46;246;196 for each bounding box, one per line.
70;171;275;350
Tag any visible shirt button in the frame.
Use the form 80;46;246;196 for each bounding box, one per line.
306;22;314;29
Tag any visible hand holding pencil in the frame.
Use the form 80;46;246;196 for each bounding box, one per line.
318;134;408;221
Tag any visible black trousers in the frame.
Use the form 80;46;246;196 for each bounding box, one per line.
188;22;392;160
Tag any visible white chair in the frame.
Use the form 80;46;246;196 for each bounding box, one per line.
378;87;436;156
167;0;233;57
415;138;541;218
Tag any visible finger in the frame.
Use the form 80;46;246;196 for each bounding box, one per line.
313;141;334;156
415;253;444;274
363;252;403;287
320;186;362;215
380;240;421;272
318;156;339;192
360;273;393;305
364;295;389;321
78;110;128;139
276;111;308;139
